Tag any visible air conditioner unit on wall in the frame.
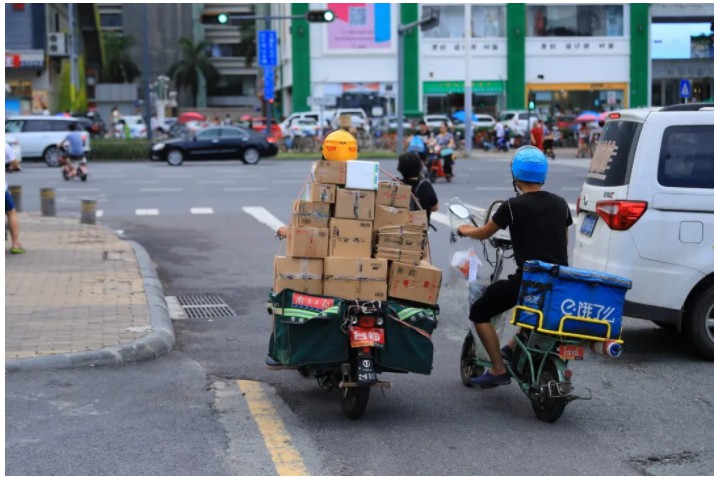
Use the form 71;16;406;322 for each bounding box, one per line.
47;32;68;57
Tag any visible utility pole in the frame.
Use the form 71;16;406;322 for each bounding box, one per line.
464;6;472;158
67;3;79;111
396;8;440;154
142;4;153;142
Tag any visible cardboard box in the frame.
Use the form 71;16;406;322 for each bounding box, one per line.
345;161;380;191
292;200;331;228
287;226;329;259
376;181;412;209
328;218;373;258
388;261;442;306
305;182;336;204
374;205;409;231
324;257;388;301
334;189;376;221
408;210;429;231
376;225;425;266
313;160;347;185
274;257;323;295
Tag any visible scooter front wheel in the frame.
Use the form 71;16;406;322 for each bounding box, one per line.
460;331;485;387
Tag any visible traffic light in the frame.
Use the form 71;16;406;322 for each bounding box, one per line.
305;10;335;23
201;12;230;25
528;91;536;111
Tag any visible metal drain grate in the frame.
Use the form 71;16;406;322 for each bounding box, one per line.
176;295;236;319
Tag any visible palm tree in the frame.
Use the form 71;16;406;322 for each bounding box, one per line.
101;32;141;83
168;37;220;107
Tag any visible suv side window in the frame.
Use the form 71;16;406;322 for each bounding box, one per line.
50;121;73;132
658;125;714;189
24;120;53;132
5;120;24;133
586;120;642;186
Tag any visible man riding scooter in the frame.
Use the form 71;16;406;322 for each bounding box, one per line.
58;123;88;181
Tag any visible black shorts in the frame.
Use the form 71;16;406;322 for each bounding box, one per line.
469;274;522;324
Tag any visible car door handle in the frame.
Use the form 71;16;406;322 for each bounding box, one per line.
212;139;219;143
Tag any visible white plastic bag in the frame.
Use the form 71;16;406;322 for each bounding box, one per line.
450;249;482;280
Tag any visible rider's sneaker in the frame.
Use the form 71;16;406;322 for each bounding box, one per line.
264;355;287;370
469;370;511;388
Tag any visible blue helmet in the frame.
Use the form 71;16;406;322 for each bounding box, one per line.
511;146;548;184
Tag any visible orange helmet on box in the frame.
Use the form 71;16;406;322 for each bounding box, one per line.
322;129;358;161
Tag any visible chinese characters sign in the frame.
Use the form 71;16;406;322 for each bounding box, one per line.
327;3;391;50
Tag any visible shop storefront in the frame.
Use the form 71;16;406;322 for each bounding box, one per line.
5;50;47;115
423;80;504;116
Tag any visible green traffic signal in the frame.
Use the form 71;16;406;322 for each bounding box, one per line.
200;13;230;25
306;10;335;23
217;13;229;24
528;100;535;110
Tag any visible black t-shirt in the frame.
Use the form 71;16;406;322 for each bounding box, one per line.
492;191;573;269
403;178;438;222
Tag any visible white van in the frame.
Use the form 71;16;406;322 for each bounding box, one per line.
325;108;371;134
280;111;332;136
572;104;714;359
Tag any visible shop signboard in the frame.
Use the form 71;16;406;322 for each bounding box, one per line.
423;80;504;95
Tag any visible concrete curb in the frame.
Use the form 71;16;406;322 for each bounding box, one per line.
5;238;175;372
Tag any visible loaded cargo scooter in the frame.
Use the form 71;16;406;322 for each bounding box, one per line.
266;129;441;420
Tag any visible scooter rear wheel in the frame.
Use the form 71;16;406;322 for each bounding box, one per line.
341;385;370;420
460;331;485;387
530;358;567;423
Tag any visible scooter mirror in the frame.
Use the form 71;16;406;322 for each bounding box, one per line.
449;204;471;220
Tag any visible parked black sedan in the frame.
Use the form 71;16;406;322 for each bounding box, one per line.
150;126;278;165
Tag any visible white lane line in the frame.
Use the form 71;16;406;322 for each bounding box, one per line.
157;175;190;178
224;187;268;192
57;188;101;192
430;212;450;226
136;208;159;216
243;206;285;232
122;180;158;184
198;180;236;184
96;210;104;218
190;207;214;215
140;187;183;192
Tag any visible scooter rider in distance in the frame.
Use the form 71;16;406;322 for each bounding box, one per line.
456;146;573;387
59;123;87;177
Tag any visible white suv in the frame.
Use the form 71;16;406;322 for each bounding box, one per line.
573;104;714;359
499;110;541;136
5;116;91;166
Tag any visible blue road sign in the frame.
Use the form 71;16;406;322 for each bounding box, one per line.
258;30;278;67
679;79;691;98
263;67;274;101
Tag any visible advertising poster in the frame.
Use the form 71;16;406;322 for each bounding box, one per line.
326;3;391;50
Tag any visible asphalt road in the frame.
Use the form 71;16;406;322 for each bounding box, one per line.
6;155;714;475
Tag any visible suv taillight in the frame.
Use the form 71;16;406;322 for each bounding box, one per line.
595;200;648;231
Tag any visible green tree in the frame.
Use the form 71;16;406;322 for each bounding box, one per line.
100;32;141;83
168;37;220;107
234;24;256;67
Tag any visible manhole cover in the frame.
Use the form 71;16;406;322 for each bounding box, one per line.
176;295;236;319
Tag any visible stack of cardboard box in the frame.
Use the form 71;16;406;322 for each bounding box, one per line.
273;160;442;306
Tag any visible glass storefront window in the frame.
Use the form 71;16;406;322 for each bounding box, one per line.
527;5;624;37
422;5;505;38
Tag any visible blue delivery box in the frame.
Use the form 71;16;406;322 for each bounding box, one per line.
514;261;632;342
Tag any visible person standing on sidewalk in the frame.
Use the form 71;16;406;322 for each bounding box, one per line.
5;144;24;254
530;119;545;152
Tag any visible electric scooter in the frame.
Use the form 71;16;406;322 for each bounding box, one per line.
59;146;88;182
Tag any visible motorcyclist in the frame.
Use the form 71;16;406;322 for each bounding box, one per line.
406;120;434;165
456;146;573;387
58;123;86;171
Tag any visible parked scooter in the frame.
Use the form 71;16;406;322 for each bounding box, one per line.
448;198;631;422
59;146;88;182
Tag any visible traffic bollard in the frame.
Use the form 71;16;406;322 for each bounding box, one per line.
9;185;22;212
40;188;56;217
80;198;97;225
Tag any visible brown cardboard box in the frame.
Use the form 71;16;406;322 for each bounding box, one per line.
388;260;442;306
287;226;329;258
376;181;412;209
313;160;347;185
324;257;388;301
273;256;323;295
328;218;373;258
374;205;409;230
376;225;425;266
292;200;331;228
407;210;429;231
306;182;336;204
334;189;376;221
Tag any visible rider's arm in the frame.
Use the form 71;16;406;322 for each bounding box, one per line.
458;220;500;240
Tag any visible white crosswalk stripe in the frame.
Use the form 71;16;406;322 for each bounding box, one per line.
243;206;285;232
136;208;159;216
96;210;104;218
190;207;214;215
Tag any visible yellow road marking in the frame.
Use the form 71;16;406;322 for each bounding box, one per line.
237;380;309;476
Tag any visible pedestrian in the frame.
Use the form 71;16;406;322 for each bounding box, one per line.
397;152;439;226
530;119;544;152
576;123;590;158
213;116;221;126
5;140;21;172
222;114;232;126
5;144;25;254
111;106;121;138
457;146;572;386
435;121;456;180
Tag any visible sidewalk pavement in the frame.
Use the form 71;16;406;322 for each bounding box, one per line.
5;213;174;371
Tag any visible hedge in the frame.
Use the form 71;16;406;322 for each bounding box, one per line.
89;138;152;161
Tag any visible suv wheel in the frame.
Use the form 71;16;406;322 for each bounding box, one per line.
684;286;714;360
167;149;184;166
243;147;261;165
43;146;61;167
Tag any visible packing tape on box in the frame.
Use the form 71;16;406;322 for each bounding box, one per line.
278;258;322;281
324;275;385;282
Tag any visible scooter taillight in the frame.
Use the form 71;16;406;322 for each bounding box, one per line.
359;316;375;328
